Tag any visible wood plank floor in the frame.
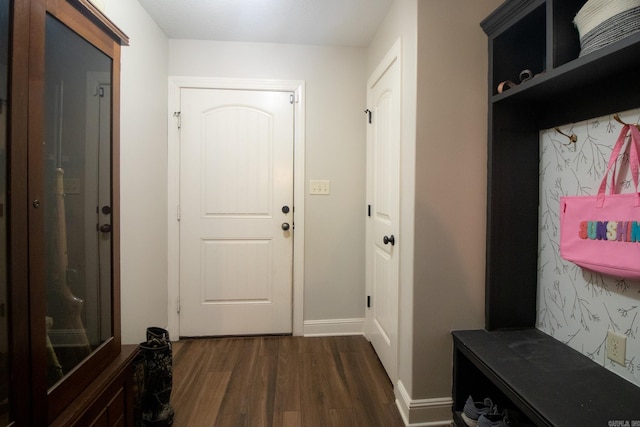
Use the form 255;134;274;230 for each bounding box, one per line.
170;335;405;427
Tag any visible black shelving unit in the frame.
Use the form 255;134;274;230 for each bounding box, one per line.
452;0;640;425
452;329;640;426
483;0;640;331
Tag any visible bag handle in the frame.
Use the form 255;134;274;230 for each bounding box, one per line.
596;124;640;207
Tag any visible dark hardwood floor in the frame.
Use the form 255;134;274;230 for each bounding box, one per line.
170;335;405;426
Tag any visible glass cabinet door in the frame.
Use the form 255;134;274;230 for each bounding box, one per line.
43;13;113;389
0;0;9;425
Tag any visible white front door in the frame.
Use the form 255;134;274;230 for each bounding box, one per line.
179;88;294;336
84;77;112;345
365;40;401;384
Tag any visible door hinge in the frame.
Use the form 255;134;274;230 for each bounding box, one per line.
99;86;105;98
367;295;371;308
177;297;181;314
364;109;372;124
177;205;181;221
290;93;294;104
173;111;181;129
368;204;371;217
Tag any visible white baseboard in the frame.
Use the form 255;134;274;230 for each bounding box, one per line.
302;318;365;336
395;380;453;427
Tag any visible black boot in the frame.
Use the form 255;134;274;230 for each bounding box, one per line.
147;327;172;350
131;352;146;427
140;327;174;426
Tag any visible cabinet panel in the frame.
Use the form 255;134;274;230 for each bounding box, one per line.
491;2;546;96
0;0;9;424
3;0;129;425
550;0;583;67
7;0;34;425
51;345;137;427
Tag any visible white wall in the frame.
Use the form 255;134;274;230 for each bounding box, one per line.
100;3;368;342
168;40;368;325
413;0;501;420
101;0;170;344
367;0;501;424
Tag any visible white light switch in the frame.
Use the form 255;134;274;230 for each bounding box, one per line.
64;178;81;195
310;180;330;195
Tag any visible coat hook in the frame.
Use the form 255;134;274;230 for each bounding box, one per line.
613;114;640;130
554;127;577;146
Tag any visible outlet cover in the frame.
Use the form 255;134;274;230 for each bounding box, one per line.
606;330;627;366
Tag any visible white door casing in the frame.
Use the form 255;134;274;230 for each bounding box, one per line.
167;77;306;338
179;88;293;336
365;39;401;385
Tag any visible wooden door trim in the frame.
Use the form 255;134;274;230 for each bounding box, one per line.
167;77;306;337
10;0;35;424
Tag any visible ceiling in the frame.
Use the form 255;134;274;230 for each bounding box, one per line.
137;0;394;48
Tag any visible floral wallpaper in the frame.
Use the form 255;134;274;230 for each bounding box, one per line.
537;107;640;387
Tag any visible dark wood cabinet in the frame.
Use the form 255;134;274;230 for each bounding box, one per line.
452;0;640;425
50;345;138;427
2;1;134;425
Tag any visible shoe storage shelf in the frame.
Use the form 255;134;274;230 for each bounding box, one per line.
1;1;136;425
451;0;640;425
452;329;640;426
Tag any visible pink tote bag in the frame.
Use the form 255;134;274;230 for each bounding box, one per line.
560;124;640;279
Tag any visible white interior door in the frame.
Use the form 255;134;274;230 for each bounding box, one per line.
365;40;401;384
179;88;294;336
84;76;112;346
97;83;112;342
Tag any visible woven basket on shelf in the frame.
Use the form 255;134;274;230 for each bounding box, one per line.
574;0;640;56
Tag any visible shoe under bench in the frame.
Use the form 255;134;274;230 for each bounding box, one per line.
452;329;640;426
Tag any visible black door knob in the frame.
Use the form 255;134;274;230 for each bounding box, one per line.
99;224;112;233
282;205;290;214
383;235;395;246
282;222;290;231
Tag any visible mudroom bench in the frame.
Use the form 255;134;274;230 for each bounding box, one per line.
452;329;640;426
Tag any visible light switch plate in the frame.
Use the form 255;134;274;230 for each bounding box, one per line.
607;330;627;366
310;180;330;195
64;178;81;195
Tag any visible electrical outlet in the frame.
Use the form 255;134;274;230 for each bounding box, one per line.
607;330;627;366
309;180;330;195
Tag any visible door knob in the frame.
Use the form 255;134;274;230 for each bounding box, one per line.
383;235;395;246
282;205;290;214
99;224;112;233
282;222;290;231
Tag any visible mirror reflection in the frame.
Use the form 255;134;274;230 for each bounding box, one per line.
44;15;113;388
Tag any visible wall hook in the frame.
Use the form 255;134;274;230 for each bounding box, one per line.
554;127;577;147
613;114;640;130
